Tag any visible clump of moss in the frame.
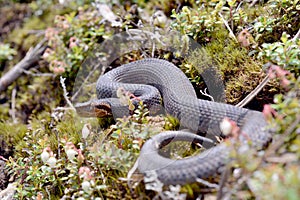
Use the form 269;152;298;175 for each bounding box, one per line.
205;30;265;105
0;122;27;158
184;29;276;107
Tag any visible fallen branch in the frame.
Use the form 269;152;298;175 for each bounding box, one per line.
0;38;47;93
236;75;270;108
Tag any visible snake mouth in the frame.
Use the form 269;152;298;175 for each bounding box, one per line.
75;101;113;118
92;102;113;118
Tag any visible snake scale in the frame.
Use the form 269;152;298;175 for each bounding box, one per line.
75;58;272;185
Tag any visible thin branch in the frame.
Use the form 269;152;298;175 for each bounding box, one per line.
236;75;270;107
60;76;76;111
196;178;219;189
70;63;100;102
249;0;259;7
127;158;139;190
21;68;55;77
54;107;75;111
218;13;238;42
10;87;17;124
264;114;300;158
292;28;300;42
0;38;47;93
26;29;45;37
200;88;215;101
216;165;230;200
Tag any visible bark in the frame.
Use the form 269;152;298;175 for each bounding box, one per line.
0;38;47;93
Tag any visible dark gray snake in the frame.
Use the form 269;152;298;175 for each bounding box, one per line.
75;58;272;185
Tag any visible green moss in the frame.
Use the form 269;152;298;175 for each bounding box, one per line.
8;12;55;49
186;28;268;105
0;121;27;157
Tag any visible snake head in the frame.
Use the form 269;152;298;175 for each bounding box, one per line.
75;100;113;118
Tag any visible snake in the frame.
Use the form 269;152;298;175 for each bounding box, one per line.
75;58;272;185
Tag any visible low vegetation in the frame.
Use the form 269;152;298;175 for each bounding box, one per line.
0;0;299;199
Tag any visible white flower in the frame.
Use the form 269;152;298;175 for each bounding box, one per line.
81;181;91;193
66;149;78;160
220;118;233;136
81;124;91;139
41;151;50;163
47;157;57;168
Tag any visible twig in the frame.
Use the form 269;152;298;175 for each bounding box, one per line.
236;75;270;107
54;107;75;111
0;38;47;93
263;114;300;158
200;88;215;101
70;63;100;101
196;178;219;189
125;26;149;58
21;68;55;77
0;182;17;200
127;158;139;190
26;30;45;36
216;165;230;200
218;13;238;42
0;156;8;161
93;3;122;27
10;87;17;124
286;28;300;51
60;76;76;111
292;28;300;41
249;0;259;7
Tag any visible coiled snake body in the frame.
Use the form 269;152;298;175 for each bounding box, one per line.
76;58;272;185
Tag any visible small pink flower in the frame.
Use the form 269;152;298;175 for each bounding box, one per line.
45;27;58;40
53;66;65;74
268;68;276;79
50;60;67;74
55;15;70;29
42;48;54;59
65;142;78;161
268;65;291;88
79;166;93;180
263;104;277;120
65;142;77;150
271;65;289;78
280;78;290;88
62;22;70;29
69;37;78;48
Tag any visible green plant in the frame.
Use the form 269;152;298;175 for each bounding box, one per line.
246;71;300;199
258;32;300;74
0;43;16;63
43;7;107;75
221;68;300;199
253;0;300;44
171;4;224;44
5;101;172;199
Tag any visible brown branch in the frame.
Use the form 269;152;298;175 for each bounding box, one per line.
236;75;270;108
0;38;47;93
